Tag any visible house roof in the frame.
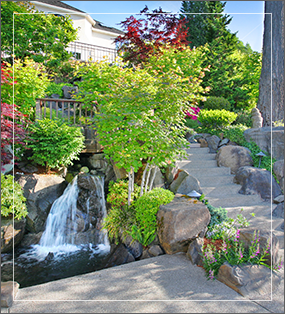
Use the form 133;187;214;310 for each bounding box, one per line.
34;0;85;13
34;0;124;35
93;22;124;36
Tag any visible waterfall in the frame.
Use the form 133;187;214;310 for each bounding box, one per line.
39;176;79;248
33;174;110;258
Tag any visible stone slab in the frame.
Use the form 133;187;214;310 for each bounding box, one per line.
1;281;19;308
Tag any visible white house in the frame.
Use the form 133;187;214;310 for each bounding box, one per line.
31;0;124;62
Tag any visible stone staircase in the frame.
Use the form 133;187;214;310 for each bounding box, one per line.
177;143;284;249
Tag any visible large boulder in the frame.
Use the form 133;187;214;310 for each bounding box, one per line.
234;166;282;201
165;163;179;184
169;170;202;195
216;145;253;174
61;85;78;99
273;202;284;218
105;243;135;267
273;159;284;193
186;237;204;267
111;159;128;180
243;126;284;160
206;135;220;153
1;218;26;253
156;195;210;254
217;262;280;298
87;153;108;172
16;174;67;233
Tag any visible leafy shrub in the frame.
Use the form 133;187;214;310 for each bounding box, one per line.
202;230;281;280
203;96;231;111
103;180;140;244
45;82;74;98
130;188;174;247
233;110;252;128
1;174;28;220
206;204;229;229
198;109;237;129
107;180;140;210
1;58;50;118
26;118;85;171
184;118;200;130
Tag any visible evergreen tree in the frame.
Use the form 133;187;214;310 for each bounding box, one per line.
180;1;261;111
180;1;233;48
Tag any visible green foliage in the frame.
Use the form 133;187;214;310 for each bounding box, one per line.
1;58;50;118
198;109;237;129
199;194;253;241
1;1;78;72
1;174;28;220
202;230;283;280
103;180;140;244
76;47;207;174
107;180;140;210
180;1;232;49
45;82;73;98
195;123;276;177
130;188;174;247
273;120;284;127
184;118;200;130
202;96;231;111
26;118;85;170
103;184;174;247
206;204;229;230
200;41;262;111
233;110;253;128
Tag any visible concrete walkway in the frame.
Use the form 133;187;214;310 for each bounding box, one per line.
2;143;284;313
2;253;284;313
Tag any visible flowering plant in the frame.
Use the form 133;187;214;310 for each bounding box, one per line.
203;230;284;280
185;106;200;120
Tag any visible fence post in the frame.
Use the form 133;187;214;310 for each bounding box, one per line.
36;99;42;120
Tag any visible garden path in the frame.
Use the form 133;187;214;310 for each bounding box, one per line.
177;143;284;249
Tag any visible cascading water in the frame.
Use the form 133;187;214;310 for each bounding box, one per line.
2;174;112;287
33;174;110;258
39;175;80;248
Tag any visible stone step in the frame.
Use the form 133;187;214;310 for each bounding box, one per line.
182;167;231;177
208;194;263;209
198;175;235;187
224;204;275;218
186;147;210;154
202;184;241;198
177;159;218;169
184;153;216;161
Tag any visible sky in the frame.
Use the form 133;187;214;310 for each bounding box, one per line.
62;1;265;52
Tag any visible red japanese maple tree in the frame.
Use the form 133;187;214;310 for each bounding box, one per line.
115;6;190;64
1;63;27;167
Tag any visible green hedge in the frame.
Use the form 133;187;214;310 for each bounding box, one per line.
203;96;231;111
198;109;237;129
1;174;28;220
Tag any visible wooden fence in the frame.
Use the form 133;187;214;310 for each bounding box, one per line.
36;98;97;126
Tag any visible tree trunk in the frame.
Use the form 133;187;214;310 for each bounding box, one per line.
257;1;284;126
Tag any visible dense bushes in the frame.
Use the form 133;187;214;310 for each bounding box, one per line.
45;82;73;98
1;58;50;118
130;188;174;247
202;96;231;111
1;174;28;220
26;118;85;171
198;109;237;129
103;180;174;247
